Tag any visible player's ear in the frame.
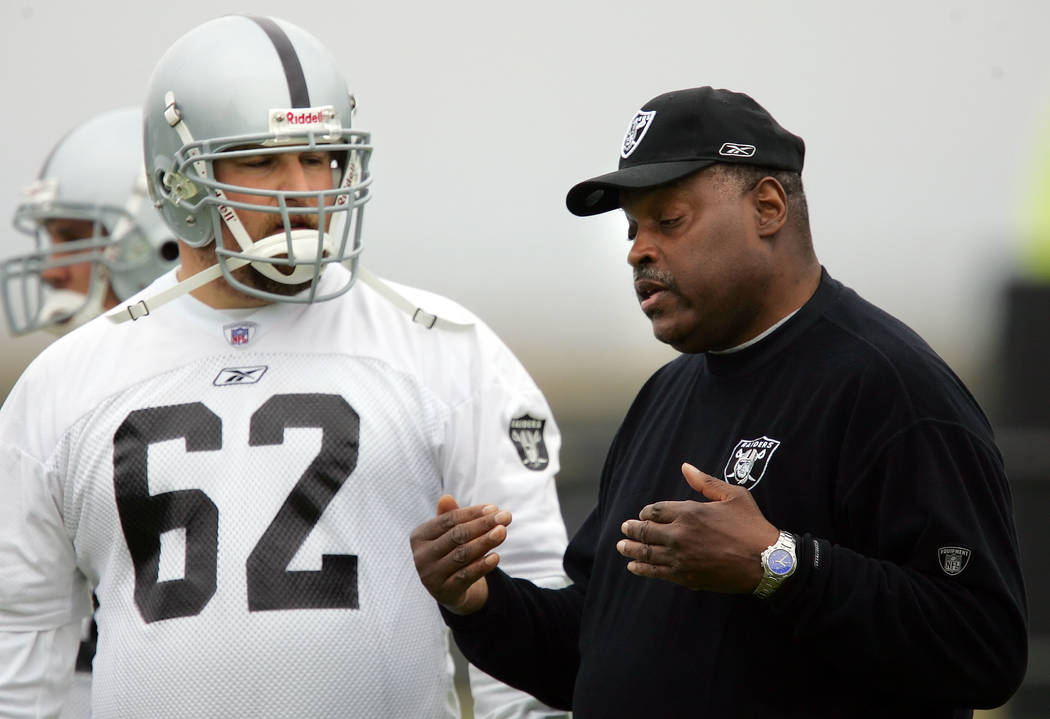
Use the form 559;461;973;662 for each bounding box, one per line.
753;176;787;238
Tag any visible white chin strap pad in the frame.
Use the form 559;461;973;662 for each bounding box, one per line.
39;288;102;336
247;229;334;284
40;266;109;336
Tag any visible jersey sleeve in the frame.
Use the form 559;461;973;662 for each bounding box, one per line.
768;420;1028;708
0;376;93;716
440;321;569;586
0;624;84;719
438;322;572;718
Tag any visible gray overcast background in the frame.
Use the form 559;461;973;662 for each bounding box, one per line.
3;0;1050;423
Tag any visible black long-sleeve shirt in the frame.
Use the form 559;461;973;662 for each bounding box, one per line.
444;270;1028;718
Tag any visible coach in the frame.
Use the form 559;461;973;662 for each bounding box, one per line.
411;86;1028;717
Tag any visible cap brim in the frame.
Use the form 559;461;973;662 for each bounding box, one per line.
565;159;716;216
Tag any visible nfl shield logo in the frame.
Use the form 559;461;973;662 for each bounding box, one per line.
622;110;656;158
938;546;971;576
223;321;258;347
723;436;781;491
508;414;549;471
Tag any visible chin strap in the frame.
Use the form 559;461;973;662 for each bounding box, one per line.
356;268;473;331
105;260;473;331
40;266;110;336
105;258;249;323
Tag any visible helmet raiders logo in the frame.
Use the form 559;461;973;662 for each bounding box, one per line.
621;110;656;159
938;546;971;576
509;414;549;471
723;436;780;491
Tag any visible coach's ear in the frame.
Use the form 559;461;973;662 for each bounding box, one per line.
753;176;787;238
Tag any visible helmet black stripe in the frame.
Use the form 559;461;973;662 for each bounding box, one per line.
247;16;311;108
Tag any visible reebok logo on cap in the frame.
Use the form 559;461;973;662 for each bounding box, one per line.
719;142;756;158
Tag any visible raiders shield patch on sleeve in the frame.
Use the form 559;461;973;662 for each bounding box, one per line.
509;414;549;471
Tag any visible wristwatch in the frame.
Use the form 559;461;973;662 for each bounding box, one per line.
753;531;797;599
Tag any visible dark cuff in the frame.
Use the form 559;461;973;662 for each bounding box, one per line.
767;533;829;611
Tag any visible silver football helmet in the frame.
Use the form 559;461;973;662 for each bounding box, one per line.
2;107;179;336
143;15;372;304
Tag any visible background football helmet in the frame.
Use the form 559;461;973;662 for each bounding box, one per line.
143;15;372;304
2;107;179;336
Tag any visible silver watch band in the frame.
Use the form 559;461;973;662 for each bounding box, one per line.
753;530;797;599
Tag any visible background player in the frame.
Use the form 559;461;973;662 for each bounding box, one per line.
2;107;178;337
0;15;568;719
1;107;180;718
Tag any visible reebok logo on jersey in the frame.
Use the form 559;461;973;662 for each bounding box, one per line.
223;321;258;346
621;110;656;158
718;142;756;158
509;414;549;471
723;436;780;491
213;366;268;386
938;546;971;576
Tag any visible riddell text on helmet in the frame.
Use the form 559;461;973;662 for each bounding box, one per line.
284;110;325;124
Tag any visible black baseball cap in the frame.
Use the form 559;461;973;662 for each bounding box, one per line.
565;86;805;216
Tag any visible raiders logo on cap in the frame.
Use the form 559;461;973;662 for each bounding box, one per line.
621;110;656;159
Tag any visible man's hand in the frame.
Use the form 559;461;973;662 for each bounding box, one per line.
410;494;512;615
617;463;780;593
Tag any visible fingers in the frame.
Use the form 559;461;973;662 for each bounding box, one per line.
681;462;733;501
638;500;684;523
413;505;511;563
426;522;504;594
619;519;672;571
616;537;674;580
621;517;670;545
616;537;663;565
410;499;514;611
412;499;511;542
436;494;459;515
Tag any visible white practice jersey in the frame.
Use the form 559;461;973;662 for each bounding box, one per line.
0;264;569;719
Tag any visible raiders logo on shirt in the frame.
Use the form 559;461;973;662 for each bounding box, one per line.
509;414;549;471
723;436;780;491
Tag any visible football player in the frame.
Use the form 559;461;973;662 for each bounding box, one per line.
1;107;180;719
0;15;569;719
2;107;178;337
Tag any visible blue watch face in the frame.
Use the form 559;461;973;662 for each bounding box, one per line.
768;548;794;576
